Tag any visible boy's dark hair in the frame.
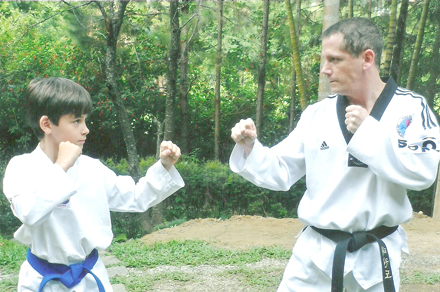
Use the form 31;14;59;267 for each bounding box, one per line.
322;17;383;68
24;77;93;139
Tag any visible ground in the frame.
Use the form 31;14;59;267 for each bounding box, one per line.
141;212;440;292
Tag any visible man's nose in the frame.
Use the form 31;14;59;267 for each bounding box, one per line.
321;61;331;76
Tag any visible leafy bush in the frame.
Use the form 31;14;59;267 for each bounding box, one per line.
0;155;437;240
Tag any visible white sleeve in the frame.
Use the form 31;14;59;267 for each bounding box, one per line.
3;156;76;227
105;160;185;212
229;116;307;191
348;107;440;191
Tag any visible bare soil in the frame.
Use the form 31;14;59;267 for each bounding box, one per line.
141;212;440;292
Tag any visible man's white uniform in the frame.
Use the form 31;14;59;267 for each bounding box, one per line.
3;145;185;292
230;78;439;291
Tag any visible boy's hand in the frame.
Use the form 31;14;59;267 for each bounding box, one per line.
56;141;82;172
160;141;181;170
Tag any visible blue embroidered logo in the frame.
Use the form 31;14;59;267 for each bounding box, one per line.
397;116;412;138
58;199;70;207
320;141;329;150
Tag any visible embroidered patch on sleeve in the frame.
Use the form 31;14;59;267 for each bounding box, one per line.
396;116;412;138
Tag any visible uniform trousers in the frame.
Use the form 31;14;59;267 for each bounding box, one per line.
277;227;402;292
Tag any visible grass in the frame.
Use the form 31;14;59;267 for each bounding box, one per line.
0;235;27;274
2;235;440;291
109;239;289;291
111;271;196;291
108;239;291;268
0;235;26;292
219;266;285;290
401;271;440;285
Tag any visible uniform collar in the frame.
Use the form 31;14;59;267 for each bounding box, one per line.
337;77;398;144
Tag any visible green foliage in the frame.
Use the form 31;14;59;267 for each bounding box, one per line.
0;0;438;241
109;239;291;268
407;184;436;216
164;157;304;222
104;156;437;239
401;270;440;285
220;266;284;290
0;235;27;274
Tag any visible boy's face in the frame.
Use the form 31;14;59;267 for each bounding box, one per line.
50;114;89;149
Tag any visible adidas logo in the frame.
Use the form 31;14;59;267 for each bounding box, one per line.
320;141;329;150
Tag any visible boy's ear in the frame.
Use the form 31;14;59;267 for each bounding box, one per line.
39;116;52;135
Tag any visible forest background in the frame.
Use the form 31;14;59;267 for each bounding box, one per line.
0;0;439;240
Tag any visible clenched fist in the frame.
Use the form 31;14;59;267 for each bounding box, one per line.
231;118;257;154
160;141;181;170
56;141;83;172
345;105;368;134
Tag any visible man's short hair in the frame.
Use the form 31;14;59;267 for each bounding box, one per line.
24;77;93;139
322;17;383;68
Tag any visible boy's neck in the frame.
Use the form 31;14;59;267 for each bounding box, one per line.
39;139;58;163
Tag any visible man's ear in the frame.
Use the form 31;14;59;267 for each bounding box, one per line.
39;116;52;135
362;49;375;70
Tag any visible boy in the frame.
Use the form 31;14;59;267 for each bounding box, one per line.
3;77;185;291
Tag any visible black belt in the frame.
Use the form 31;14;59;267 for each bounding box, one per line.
311;225;398;292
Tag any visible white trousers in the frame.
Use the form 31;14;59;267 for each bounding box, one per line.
277;227;403;292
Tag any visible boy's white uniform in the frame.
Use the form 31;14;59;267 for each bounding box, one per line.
230;78;440;291
3;145;185;292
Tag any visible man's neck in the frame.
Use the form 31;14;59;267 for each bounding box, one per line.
347;77;386;113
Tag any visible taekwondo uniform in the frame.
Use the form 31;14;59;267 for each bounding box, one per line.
3;145;185;292
230;78;440;291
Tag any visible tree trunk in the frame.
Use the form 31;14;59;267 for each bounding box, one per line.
367;0;372;19
318;0;340;101
288;0;301;131
426;13;440;111
429;9;440;218
348;0;353;18
151;0;181;230
164;0;180;142
382;0;397;77
286;0;307;110
214;0;223;160
433;165;440;219
406;0;431;90
98;1;140;180
179;0;197;155
391;0;409;83
255;0;270;137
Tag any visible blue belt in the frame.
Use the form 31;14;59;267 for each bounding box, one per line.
26;248;105;292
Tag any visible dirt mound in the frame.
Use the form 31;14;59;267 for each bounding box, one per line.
141;212;440;253
140;213;440;292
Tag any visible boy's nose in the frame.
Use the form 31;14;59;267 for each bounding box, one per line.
83;125;89;135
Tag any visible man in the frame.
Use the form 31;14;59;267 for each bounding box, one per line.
229;17;439;292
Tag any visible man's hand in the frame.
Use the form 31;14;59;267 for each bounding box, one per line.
231;118;257;154
345;105;369;134
56;141;82;172
160;141;181;170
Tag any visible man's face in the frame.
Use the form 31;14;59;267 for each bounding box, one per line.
50;114;89;149
320;33;364;97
